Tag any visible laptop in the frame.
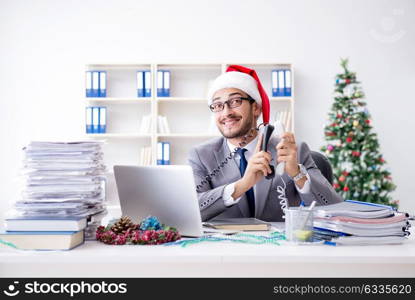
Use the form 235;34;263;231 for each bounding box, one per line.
113;165;204;237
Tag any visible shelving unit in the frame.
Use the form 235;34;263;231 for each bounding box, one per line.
85;63;294;203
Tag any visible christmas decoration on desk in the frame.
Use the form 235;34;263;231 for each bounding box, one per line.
110;216;137;234
321;58;397;207
96;216;181;245
165;231;286;248
139;216;163;231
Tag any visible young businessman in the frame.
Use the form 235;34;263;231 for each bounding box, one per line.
188;65;343;222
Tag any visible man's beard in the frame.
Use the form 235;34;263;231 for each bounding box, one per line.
218;112;255;139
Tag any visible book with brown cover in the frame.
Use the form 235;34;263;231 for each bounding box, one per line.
203;218;271;231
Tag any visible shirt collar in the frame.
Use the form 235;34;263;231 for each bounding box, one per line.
227;134;259;154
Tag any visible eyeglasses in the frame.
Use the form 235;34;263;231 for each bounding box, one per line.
209;97;254;112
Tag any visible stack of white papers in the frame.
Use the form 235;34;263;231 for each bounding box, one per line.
10;141;107;218
313;200;411;245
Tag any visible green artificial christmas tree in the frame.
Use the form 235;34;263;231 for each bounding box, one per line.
321;58;397;207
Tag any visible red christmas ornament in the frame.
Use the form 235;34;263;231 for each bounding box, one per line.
345;79;351;84
352;151;361;157
342;171;349;176
333;183;340;189
337;114;343;119
379;157;385;163
365;119;370;124
325;132;336;136
343;186;349;191
346;137;353;143
339;175;346;182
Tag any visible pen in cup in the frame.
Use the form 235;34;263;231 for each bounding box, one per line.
300;200;316;230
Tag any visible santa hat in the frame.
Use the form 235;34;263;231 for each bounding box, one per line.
207;65;270;124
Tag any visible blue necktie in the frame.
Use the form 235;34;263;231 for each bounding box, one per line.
236;148;255;217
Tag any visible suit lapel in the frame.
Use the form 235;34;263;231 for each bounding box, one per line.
214;138;250;217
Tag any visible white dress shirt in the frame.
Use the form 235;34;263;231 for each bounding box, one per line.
223;135;311;207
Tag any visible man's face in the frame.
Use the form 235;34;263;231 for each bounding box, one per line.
212;88;261;139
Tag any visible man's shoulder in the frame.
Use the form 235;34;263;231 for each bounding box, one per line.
191;136;225;154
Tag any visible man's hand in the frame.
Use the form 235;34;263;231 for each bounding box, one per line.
232;134;272;199
276;132;300;178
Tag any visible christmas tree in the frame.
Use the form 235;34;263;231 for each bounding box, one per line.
321;58;397;207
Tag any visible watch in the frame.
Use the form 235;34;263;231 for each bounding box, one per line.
291;164;307;181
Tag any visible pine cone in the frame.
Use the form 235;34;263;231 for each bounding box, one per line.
110;216;137;234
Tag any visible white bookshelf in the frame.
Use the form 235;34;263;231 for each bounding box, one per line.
87;133;151;138
86;97;152;104
85;63;294;203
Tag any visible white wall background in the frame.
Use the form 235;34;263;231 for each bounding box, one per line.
0;0;414;220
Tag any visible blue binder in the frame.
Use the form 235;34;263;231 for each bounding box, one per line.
271;70;278;97
98;106;107;133
137;71;145;97
85;71;93;97
85;107;93;133
284;69;291;96
92;107;100;133
163;70;170;97
277;70;285;97
98;71;107;97
163;142;170;165
157;70;164;97
144;70;152;97
92;71;99;97
157;142;164;165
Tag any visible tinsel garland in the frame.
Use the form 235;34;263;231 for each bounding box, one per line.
165;232;286;247
96;216;181;245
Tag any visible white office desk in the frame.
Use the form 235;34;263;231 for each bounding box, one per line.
1;231;415;278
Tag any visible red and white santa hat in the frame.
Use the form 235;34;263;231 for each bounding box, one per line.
207;65;270;124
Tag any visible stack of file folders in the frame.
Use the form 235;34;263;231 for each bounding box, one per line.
3;141;107;247
312;200;411;245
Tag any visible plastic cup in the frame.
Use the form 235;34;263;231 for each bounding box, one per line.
284;207;314;243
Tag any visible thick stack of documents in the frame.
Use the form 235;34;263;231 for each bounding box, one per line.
1;141;107;248
15;141;106;218
313;200;411;245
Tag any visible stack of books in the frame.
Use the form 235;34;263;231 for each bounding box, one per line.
0;141;107;250
203;218;271;231
273;110;292;133
312;200;411;245
157;115;170;134
1;217;87;250
139;114;152;134
139;146;152;166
